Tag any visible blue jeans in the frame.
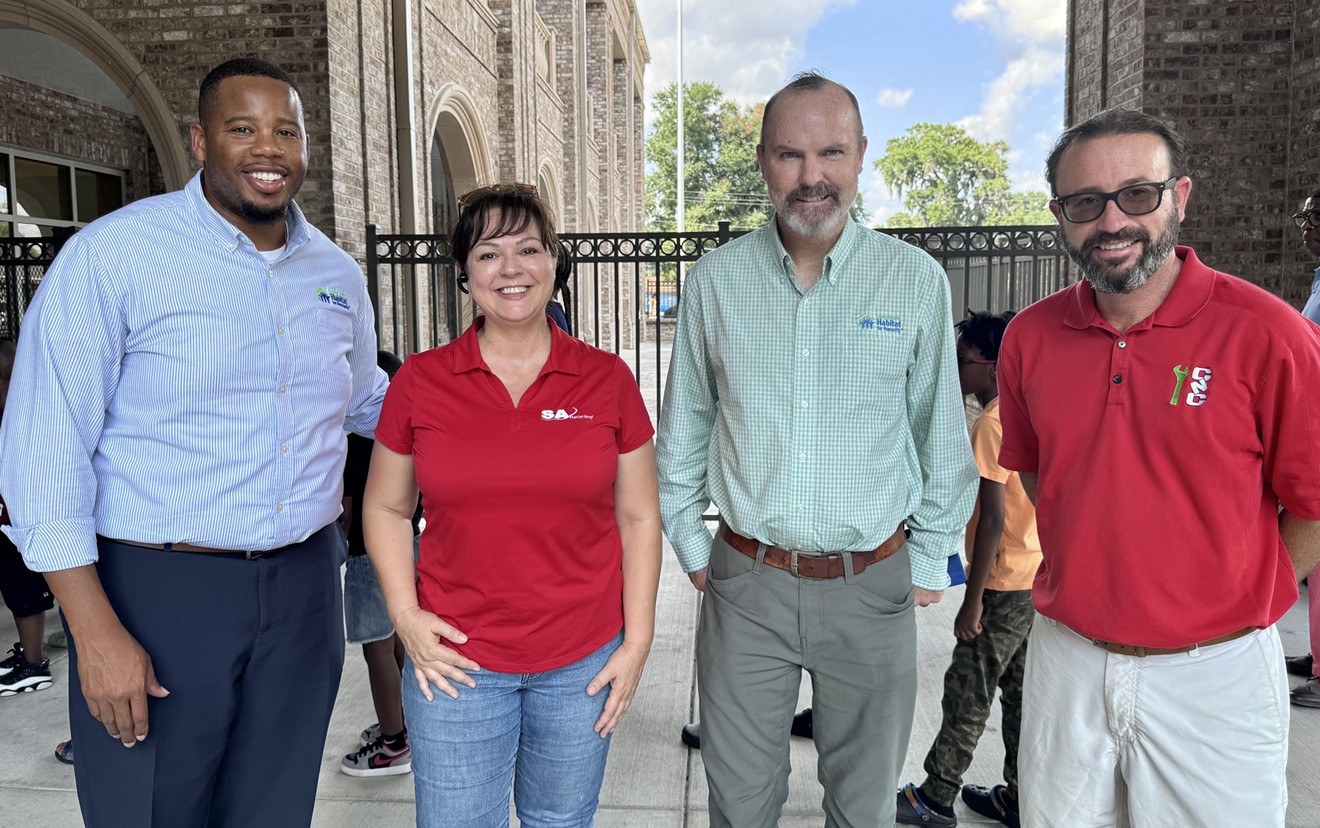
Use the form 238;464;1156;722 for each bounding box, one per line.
403;631;622;827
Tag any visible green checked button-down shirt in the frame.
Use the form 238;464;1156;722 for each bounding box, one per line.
657;218;978;590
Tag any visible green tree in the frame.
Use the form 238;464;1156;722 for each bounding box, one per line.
645;82;769;231
876;123;1052;227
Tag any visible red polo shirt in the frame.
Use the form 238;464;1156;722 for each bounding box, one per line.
997;247;1320;647
374;319;654;673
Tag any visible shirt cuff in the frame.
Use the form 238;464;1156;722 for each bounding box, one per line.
906;531;954;591
5;517;100;572
670;525;715;573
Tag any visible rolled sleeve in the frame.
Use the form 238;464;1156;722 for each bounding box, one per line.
344;273;388;438
0;237;123;571
902;270;978;590
657;266;719;573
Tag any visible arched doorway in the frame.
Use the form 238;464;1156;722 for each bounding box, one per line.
425;88;492;346
0;0;189;197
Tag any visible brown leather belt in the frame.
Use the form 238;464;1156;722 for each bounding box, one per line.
721;524;907;579
99;536;272;560
1087;626;1256;658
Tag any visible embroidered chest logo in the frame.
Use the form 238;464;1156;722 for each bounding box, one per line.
1168;364;1212;407
316;287;351;311
540;407;595;421
857;315;902;333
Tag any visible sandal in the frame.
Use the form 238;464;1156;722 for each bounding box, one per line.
55;739;74;765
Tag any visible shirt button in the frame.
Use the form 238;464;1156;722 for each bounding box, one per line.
281;444;289;454
801;348;810;356
1117;340;1127;349
278;327;286;335
279;384;287;393
1112;374;1123;384
801;401;809;409
798;452;807;461
267;270;274;279
275;503;284;512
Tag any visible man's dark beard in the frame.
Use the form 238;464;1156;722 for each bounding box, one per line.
1064;210;1179;294
235;200;289;225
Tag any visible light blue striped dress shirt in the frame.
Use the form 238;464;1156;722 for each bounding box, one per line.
657;218;978;590
0;171;388;572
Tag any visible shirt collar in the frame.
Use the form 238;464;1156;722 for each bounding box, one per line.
185;170;311;255
1062;245;1214;331
450;316;583;377
764;215;860;288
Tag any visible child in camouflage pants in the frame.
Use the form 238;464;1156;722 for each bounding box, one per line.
896;311;1040;828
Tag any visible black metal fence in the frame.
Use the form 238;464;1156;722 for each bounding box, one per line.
0;232;71;340
365;221;1069;356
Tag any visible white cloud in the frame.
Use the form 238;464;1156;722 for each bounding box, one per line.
951;0;1066;143
634;0;859;124
875;87;914;108
861;168;902;227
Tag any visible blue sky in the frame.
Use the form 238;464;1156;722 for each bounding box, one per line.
634;0;1066;224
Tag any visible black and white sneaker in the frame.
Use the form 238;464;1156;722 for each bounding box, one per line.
0;656;52;696
0;643;26;677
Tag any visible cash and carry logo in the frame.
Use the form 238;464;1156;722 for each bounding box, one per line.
541;407;595;421
316;287;351;311
1169;364;1213;407
857;315;902;333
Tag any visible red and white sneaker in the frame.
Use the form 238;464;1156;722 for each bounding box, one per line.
340;734;411;777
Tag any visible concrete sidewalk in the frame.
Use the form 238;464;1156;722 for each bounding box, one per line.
1;558;1317;826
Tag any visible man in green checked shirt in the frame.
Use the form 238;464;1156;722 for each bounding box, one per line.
657;72;978;827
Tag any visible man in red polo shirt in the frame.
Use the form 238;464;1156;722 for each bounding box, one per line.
997;108;1320;827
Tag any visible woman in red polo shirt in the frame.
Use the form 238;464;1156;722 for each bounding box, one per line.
363;184;661;827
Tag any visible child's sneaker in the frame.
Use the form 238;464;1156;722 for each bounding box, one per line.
0;656;52;696
359;722;381;747
0;643;25;677
340;735;411;777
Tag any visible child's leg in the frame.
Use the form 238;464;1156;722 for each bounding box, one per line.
919;589;1034;806
363;636;406;736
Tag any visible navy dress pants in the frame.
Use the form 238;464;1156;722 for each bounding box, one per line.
67;526;346;827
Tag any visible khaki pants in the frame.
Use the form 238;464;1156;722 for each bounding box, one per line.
697;532;918;827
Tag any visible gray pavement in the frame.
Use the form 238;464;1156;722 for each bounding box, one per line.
1;558;1318;825
2;342;1317;825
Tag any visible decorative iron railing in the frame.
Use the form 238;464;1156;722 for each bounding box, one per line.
364;222;1069;419
0;234;70;340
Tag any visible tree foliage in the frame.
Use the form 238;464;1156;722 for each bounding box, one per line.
645;82;769;232
876;123;1052;227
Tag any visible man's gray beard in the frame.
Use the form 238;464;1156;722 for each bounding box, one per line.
780;200;849;237
1067;211;1179;295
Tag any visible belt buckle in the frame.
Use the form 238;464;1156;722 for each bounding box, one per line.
245;550;267;560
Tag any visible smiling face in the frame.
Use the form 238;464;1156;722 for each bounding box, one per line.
757;84;866;242
463;213;557;332
1050;132;1190;295
189;74;307;249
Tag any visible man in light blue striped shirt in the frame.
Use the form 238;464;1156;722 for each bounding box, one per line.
0;59;387;826
657;73;977;826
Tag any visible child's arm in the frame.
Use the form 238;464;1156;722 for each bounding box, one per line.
954;476;1005;640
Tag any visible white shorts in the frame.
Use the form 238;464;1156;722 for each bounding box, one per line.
1019;615;1288;828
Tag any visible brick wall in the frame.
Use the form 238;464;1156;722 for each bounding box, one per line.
0;73;154;203
1066;0;1315;302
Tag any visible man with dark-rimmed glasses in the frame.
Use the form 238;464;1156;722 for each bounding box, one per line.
994;108;1320;827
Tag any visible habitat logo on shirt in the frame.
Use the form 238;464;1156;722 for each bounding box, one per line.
316;287;351;311
857;315;902;333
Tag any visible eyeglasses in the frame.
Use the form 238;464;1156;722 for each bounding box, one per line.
1292;210;1320;229
456;182;537;206
958;357;996;366
1052;178;1179;224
